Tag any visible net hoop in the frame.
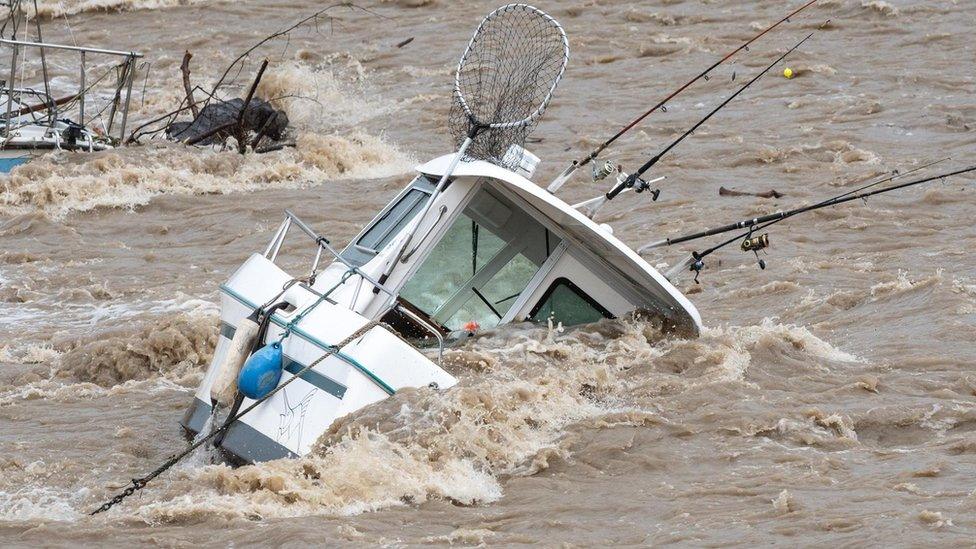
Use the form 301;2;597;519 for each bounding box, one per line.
454;4;569;130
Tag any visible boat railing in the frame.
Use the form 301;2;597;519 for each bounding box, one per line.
392;303;445;363
264;210;445;364
266;210;398;300
0;38;143;142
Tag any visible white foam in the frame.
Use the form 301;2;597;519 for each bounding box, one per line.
0;487;84;522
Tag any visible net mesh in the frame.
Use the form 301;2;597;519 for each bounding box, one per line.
449;4;568;171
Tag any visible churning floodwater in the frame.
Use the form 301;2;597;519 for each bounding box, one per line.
1;0;975;546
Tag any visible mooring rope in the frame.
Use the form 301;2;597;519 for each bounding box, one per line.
90;318;381;516
278;269;355;340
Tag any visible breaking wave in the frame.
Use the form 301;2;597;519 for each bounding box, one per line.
861;0;900;18
795;270;945;314
0;487;83;522
0;312;215;406
121;318;864;523
33;0;210;17
740;139;881;168
0;134;413;218
255;60;387;131
56;312;217;387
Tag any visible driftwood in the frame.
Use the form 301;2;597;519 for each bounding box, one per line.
235;59;268;153
250;106;283;150
8;94;75;117
168;59;288;153
719;186;785;199
172;98;287;149
180;51;199;119
182;120;237;147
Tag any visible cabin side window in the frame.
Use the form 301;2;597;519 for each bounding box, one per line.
527;278;613;327
398;187;560;331
340;175;436;267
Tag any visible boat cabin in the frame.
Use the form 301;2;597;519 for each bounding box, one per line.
333;152;701;340
181;150;700;462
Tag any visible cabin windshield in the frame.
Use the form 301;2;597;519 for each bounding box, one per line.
528;277;613;327
400;186;559;331
340;175;436;267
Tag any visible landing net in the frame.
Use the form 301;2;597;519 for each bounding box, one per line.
449;3;569;170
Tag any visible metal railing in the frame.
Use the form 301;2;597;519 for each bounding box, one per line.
0;38;143;141
263;210;445;363
265;210;397;299
394;304;445;363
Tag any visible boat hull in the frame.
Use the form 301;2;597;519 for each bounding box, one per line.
183;254;456;462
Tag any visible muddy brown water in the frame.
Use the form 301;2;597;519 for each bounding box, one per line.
1;0;975;546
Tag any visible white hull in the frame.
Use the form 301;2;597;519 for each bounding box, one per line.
184;254;456;461
184;153;699;463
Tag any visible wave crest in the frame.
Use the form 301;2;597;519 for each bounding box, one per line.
0;135;413;218
57;313;216;387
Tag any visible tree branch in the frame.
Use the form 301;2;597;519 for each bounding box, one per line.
180;50;199;118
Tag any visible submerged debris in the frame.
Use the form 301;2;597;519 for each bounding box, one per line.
166;97;289;148
719;186;785;198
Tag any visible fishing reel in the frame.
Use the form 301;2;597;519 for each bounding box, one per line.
741;233;769;252
591;160;616;182
593;160;661;200
689;252;706;284
606;170;661;201
741;230;769;270
629;173;662;201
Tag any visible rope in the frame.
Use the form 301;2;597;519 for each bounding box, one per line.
89;318;381;515
279;269;354;340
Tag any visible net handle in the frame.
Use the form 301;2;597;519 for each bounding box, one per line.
453;3;569;130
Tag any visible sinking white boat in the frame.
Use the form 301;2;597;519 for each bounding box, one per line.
181;147;701;462
181;4;701;464
0;95;111;171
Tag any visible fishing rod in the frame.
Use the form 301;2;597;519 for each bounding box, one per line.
651;164;976;282
640;158;949;252
683;161;952;275
546;0;822;194
590;32;813;215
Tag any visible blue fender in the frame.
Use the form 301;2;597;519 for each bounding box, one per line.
237;342;284;400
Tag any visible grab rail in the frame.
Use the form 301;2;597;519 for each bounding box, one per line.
395;304;445;364
264;210;398;299
0;39;142;58
263;210;449;363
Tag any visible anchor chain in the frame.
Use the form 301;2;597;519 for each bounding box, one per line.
90;318;381;515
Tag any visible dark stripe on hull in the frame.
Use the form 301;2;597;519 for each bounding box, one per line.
220;321;236;340
180;396;297;463
219;321;347;400
180;397;213;439
220;419;298;463
282;356;347;399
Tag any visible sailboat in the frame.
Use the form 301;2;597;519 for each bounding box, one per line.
0;0;141;171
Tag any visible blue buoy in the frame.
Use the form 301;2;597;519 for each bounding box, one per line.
237;342;283;400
